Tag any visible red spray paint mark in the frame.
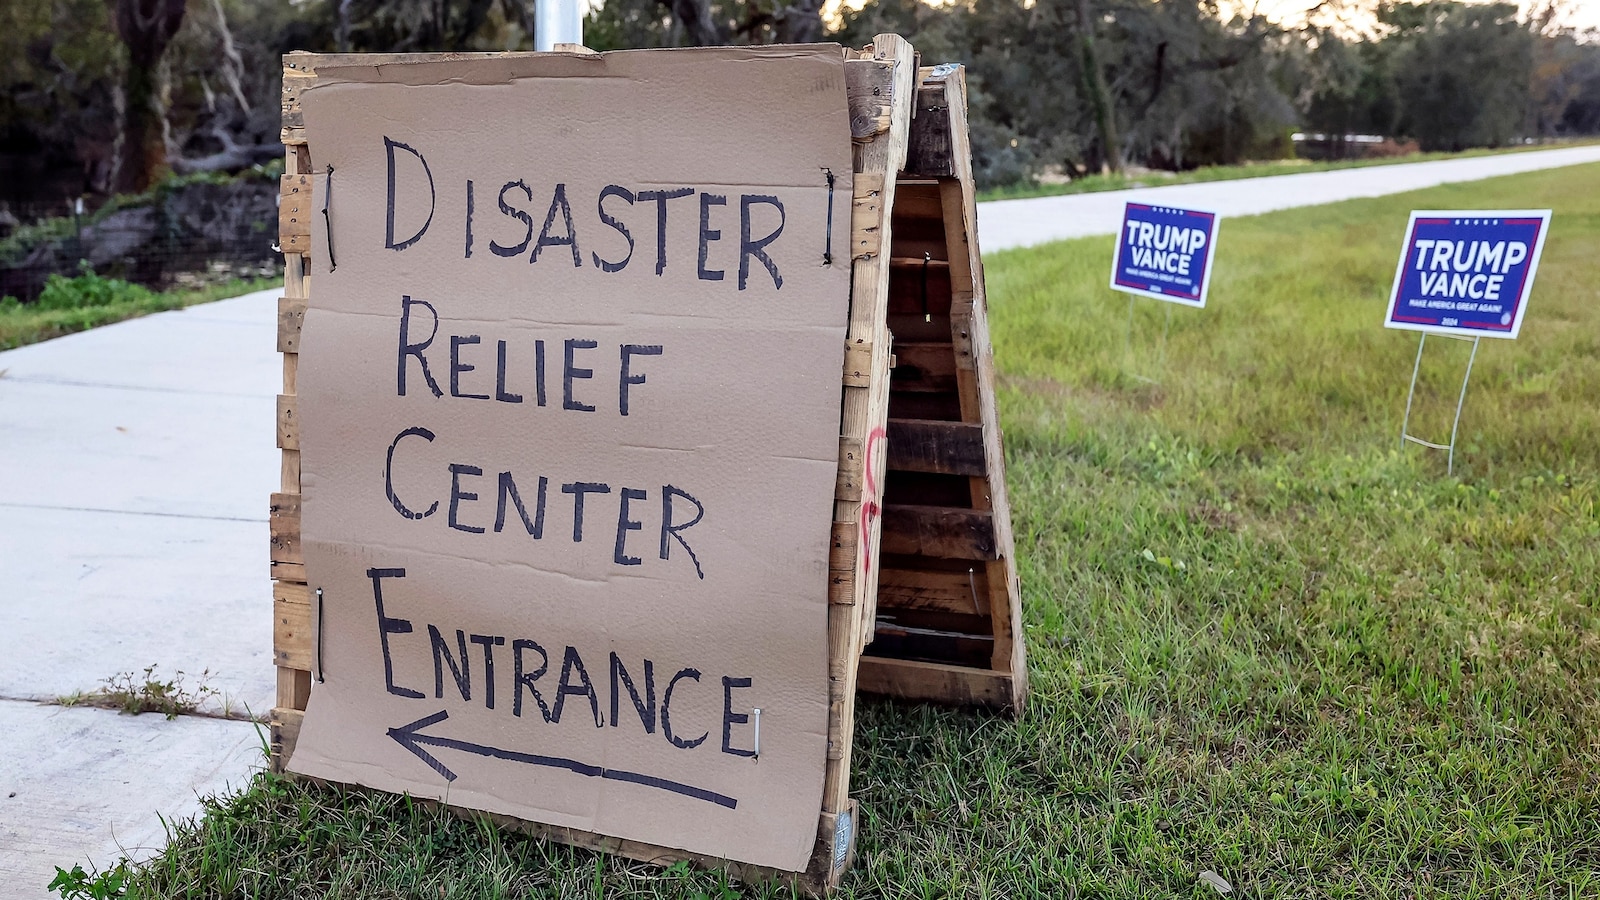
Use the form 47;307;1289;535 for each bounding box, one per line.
859;426;888;579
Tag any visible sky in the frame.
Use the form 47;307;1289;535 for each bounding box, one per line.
1221;0;1600;33
819;0;1600;35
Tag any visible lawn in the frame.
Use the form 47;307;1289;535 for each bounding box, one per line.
107;164;1600;898
975;138;1600;203
0;270;279;351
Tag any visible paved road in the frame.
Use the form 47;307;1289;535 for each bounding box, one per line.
979;144;1600;252
3;144;1599;897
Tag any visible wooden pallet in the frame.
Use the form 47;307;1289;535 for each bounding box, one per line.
270;37;919;892
855;65;1028;713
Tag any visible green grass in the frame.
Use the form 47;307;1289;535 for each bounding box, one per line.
0;271;278;350
108;165;1600;898
977;138;1600;202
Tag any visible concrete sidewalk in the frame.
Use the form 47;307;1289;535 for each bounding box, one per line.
3;144;1599;898
0;290;279;898
979;144;1600;252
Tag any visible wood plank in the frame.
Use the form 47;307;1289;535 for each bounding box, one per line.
276;394;299;450
876;566;989;615
875;607;992;636
868;623;992;668
886;418;985;476
882;470;973;508
884;389;963;422
845;58;894;141
279;174;313;255
887;265;953;319
889;342;956;393
270;706;304;773
904;82;955;177
823;33;916;821
277;296;306;354
269;492;302;566
277;666;311;711
835;436;863;502
856;657;1015;709
850;174;885;260
841;340;877;388
274;581;312;671
927;66;1028;709
879;504;996;560
887;185;945;221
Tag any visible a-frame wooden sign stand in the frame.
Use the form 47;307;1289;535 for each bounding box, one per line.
270;36;1024;893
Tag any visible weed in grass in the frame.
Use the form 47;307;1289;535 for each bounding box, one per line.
63;665;218;720
48;862;128;899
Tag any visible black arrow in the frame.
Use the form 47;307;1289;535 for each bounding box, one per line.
386;710;738;809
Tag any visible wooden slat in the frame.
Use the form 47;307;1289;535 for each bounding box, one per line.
856;657;1014;709
850;174;885;260
279;174;312;255
274;580;312;670
842;340;876;388
876;566;989;616
277;394;299;450
904;82;955;177
886;418;985;476
926;66;1027;707
828;521;858;576
888;184;945;221
845;58;894;141
278;296;306;354
276;140;312;729
270;707;304;772
868;624;992;668
823;33;916;825
269;492;302;567
889;342;957;393
879;504;996;560
277;666;311;710
836;436;863;502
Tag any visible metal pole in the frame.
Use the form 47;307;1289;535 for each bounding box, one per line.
1446;336;1480;476
1400;332;1426;452
536;0;582;51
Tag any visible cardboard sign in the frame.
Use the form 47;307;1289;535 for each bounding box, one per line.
1385;210;1552;339
1110;203;1220;307
286;47;854;872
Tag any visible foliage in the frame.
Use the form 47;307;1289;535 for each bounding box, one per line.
48;863;128;900
103;163;1600;900
0;272;277;350
3;0;1600;201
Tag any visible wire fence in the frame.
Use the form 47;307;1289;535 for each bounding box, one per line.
2;179;282;302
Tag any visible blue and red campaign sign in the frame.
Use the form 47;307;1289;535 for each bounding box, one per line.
1110;203;1220;307
1385;210;1552;340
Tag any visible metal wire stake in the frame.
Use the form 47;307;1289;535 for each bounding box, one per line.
752;708;761;761
314;587;326;683
322;165;337;272
921;252;932;322
1399;333;1481;476
1447;337;1481;476
821;168;835;265
1400;332;1427;453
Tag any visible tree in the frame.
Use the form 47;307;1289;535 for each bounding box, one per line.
109;0;187;193
1386;1;1533;151
1074;0;1121;172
